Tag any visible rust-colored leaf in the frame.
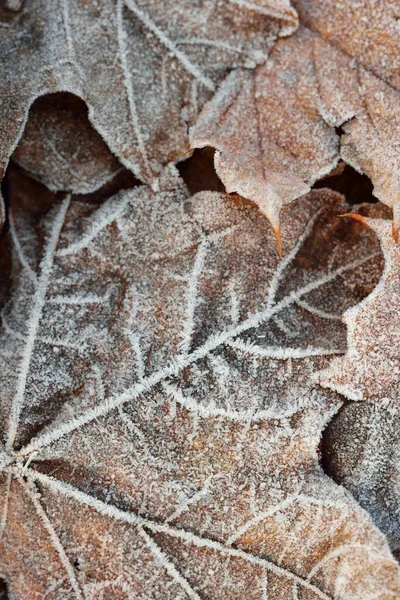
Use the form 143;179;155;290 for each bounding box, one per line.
191;1;400;235
0;168;398;598
0;0;297;186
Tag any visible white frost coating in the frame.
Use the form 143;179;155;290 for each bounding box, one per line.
317;219;395;401
18;250;376;457
57;193;130;257
179;238;209;355
266;208;324;308
164;381;295;423
124;331;145;381
28;469;332;600
295;300;341;321
116;0;152;181
6;196;71;451
228;281;240;325
36;336;88;352
48;294;110;305
292;582;299;600
9;214;38;284
1;0;300;190
227;0;298;36
166;474;219;523
175;37;269;62
227;339;343;359
125;0;216;92
0;179;395;597
20;476;84;600
225;489;301;546
1;315;26;342
261;568;269;600
137;525;202;600
60;0;75;60
306;542;392;583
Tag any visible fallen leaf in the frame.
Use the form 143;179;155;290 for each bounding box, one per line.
317;210;400;558
191;0;400;234
11;94;122;195
323;401;400;561
0;168;398;598
0;0;298;186
318;214;400;403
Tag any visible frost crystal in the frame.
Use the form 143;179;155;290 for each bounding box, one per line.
0;168;398;598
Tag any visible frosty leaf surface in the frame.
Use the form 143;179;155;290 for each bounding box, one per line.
191;0;400;233
318;212;400;557
0;0;298;186
11;94;122;195
318;214;400;403
323;401;400;561
0;167;399;598
293;0;400;88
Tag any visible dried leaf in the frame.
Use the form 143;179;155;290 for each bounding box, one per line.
323;401;400;559
191;1;400;233
0;0;298;185
11;94;122;194
0;168;399;598
318;214;400;403
317;211;400;557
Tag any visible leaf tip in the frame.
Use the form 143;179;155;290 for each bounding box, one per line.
338;212;370;228
274;225;283;258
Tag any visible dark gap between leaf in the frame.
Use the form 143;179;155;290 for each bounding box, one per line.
318;406;343;482
177;147;225;194
11;91;141;202
313;161;378;205
25;91;89;115
72;558;81;571
0;577;10;600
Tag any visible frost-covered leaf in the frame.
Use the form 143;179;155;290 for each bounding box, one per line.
323;401;400;561
293;0;400;87
0;167;399;599
11;94;122;195
318;213;400;403
318;211;400;557
191;0;400;234
0;0;298;186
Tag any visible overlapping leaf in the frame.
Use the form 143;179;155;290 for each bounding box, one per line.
11;94;122;195
318;213;400;557
0;0;297;186
0;168;399;598
191;0;400;235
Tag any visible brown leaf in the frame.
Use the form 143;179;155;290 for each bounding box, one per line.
0;0;298;186
0;168;398;598
318;213;400;403
191;2;400;234
317;210;400;559
11;94;122;194
323;401;400;560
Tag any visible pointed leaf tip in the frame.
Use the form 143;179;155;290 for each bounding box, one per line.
274;225;283;258
338;213;370;227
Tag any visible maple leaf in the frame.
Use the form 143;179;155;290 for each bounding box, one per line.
0;167;399;599
317;212;400;558
0;0;298;187
190;0;400;236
